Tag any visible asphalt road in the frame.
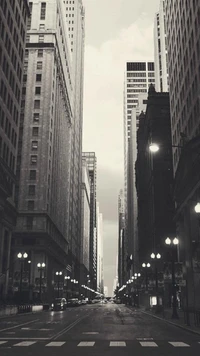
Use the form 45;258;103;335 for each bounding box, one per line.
0;302;200;356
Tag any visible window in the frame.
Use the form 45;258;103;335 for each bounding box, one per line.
27;217;33;230
36;74;42;81
38;35;44;42
29;170;36;180
27;200;34;210
33;113;39;123
39;24;45;30
32;127;39;136
38;49;43;57
31;141;38;150
28;185;35;195
30;155;37;165
40;2;46;20
35;87;41;95
37;61;42;69
34;100;40;109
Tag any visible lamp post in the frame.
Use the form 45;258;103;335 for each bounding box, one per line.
28;260;31;302
150;253;161;307
37;263;46;302
56;271;63;298
165;237;179;319
142;263;151;291
64;276;70;301
17;252;28;303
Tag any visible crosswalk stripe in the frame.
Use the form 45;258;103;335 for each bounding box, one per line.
0;341;7;345
13;341;36;347
78;341;95;347
169;342;190;347
140;341;158;347
109;341;126;347
45;342;66;347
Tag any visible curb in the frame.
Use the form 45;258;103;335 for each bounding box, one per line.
140;309;200;336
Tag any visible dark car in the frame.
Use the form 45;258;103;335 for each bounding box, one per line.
51;298;67;311
67;298;79;307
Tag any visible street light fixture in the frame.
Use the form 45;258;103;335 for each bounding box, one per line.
149;143;160;152
165;237;179;319
194;202;200;213
37;262;46;302
142;262;151;290
17;252;28;302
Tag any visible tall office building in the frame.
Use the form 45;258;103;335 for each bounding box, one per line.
154;0;169;92
118;189;125;287
165;0;200;309
165;0;200;172
0;0;29;299
82;152;97;290
80;158;90;285
12;0;73;302
123;61;154;278
64;0;85;283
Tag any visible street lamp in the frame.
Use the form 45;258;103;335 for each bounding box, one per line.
55;271;63;298
17;252;28;303
64;276;70;301
194;202;200;213
37;263;46;302
150;252;161;307
165;237;179;319
149;143;160;152
142;263;151;290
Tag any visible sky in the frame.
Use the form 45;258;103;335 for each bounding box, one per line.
82;0;160;295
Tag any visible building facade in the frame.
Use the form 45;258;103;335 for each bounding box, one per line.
96;202;103;294
136;85;175;265
165;0;200;172
82;152;97;290
123;62;154;279
0;0;29;300
154;0;169;92
64;0;85;285
12;0;73;303
80;158;90;286
118;190;125;287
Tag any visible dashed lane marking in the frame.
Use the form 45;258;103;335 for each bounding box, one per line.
82;332;99;335
169;342;190;347
45;342;66;347
0;341;7;345
140;341;158;347
78;341;95;347
13;341;37;347
109;341;126;347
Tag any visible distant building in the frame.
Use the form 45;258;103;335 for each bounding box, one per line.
96;202;104;294
0;0;29;300
118;190;125;287
154;0;169;92
80;158;90;285
82;152;97;290
104;286;108;298
123;62;154;280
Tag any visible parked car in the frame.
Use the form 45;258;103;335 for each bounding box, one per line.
51;298;67;311
67;298;79;307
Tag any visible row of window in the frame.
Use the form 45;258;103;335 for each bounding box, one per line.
0;136;16;171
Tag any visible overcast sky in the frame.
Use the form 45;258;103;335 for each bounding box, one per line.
82;0;160;295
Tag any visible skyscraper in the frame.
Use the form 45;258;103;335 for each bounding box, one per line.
12;0;74;302
154;0;169;92
118;189;125;287
0;0;29;300
165;0;200;172
123;61;154;278
64;0;85;282
96;202;103;294
82;152;97;290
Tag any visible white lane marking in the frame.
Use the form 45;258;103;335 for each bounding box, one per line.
137;338;154;340
140;341;158;347
78;341;95;347
109;341;126;347
21;328;53;331
0;319;40;332
46;342;66;347
0;341;8;345
21;328;30;330
14;341;37;347
169;342;190;347
82;332;99;334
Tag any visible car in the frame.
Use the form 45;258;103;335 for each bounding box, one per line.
51;298;67;311
67;298;79;307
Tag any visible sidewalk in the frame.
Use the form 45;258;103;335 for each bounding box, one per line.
140;306;200;336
